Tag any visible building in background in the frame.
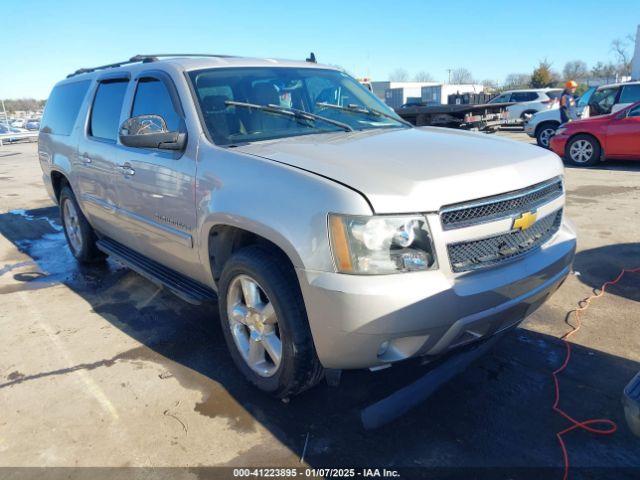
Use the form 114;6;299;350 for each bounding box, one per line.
371;81;485;109
632;25;640;80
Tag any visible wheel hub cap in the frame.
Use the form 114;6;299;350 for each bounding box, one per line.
227;275;282;377
63;199;83;254
570;140;593;163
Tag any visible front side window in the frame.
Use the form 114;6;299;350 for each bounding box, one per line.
627;104;640;117
90;80;128;142
131;78;181;131
619;84;640;104
189;67;407;145
41;80;91;135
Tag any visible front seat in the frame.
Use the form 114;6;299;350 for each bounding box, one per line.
201;94;242;144
248;83;291;133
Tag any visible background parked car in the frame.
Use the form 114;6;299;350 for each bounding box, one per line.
588;81;640;116
24;119;40;130
525;87;596;148
489;88;562;123
550;101;640;166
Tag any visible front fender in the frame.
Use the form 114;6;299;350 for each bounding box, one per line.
195;141;373;284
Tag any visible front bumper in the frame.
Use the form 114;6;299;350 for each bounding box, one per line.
524;122;536;137
297;219;576;369
550;135;569;157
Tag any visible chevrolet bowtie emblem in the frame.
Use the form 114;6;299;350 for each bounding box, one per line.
513;211;537;231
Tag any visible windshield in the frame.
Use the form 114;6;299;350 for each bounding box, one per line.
188;67;408;145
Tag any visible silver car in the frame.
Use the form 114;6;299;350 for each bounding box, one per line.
38;54;576;397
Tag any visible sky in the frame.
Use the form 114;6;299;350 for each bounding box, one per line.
1;0;638;99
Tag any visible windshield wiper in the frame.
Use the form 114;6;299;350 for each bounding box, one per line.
315;102;413;128
225;100;353;132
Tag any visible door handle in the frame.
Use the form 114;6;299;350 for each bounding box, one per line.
117;163;135;176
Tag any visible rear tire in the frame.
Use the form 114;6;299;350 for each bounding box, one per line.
218;245;323;398
59;185;105;263
535;122;559;148
564;134;601;167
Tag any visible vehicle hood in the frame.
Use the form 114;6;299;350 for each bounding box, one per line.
566;114;613;128
236;127;564;213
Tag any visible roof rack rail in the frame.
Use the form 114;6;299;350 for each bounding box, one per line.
66;53;239;78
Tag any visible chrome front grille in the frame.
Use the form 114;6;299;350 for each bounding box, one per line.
448;210;563;273
440;177;563;230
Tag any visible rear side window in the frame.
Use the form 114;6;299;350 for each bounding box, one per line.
40;80;91;135
131;78;180;131
619;84;640;104
546;90;563;100
90;80;128;142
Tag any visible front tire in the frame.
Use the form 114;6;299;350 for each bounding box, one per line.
59;185;105;263
535;122;558;148
564;134;601;167
218;245;323;397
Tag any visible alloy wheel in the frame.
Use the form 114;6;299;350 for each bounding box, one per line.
63;199;83;254
539;128;555;148
226;274;282;377
569;139;594;164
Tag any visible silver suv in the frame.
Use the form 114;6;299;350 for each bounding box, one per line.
39;54;576;397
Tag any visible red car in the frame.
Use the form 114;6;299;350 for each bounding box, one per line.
550;101;640;166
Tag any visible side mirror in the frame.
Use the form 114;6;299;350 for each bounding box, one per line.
119;115;186;151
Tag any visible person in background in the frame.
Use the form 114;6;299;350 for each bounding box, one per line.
560;80;578;123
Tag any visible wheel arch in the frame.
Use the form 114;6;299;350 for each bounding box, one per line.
203;218;305;288
50;170;70;203
535;120;560;137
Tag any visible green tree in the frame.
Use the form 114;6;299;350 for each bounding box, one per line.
530;60;559;88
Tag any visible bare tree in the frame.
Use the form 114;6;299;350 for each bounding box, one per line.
481;79;499;91
413;71;434;82
611;37;633;76
503;73;531;90
450;68;475;84
562;60;589;81
591;61;619;83
389;68;409;82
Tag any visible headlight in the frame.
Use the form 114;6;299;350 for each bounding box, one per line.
555;127;567;136
328;214;437;274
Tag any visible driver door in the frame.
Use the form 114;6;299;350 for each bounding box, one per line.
114;71;200;276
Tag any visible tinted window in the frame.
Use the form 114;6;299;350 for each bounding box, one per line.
489;93;511;103
627;104;640;117
41;80;91;135
131;78;180;131
619;84;640;104
511;92;538;102
90;80;128;141
546;90;563;100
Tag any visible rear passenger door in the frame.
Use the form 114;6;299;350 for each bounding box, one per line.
76;77;129;235
114;71;199;276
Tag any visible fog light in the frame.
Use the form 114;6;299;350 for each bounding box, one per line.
377;340;390;357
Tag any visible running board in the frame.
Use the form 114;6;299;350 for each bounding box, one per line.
96;237;217;305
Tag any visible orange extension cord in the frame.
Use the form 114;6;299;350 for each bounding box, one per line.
552;267;640;480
